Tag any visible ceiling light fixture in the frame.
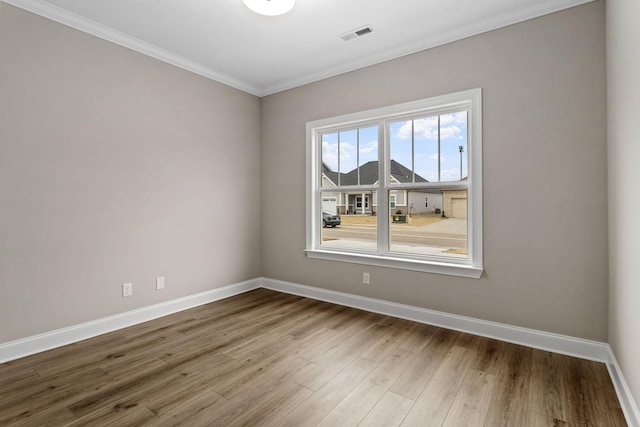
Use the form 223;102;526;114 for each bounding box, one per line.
243;0;295;16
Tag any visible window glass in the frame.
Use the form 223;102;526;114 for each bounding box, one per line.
440;112;468;181
339;129;358;177
413;116;440;183
388;189;468;259
320;191;378;252
390;111;468;183
390;122;413;181
358;126;379;185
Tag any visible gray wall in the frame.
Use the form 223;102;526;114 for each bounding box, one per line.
607;0;640;410
0;4;262;342
0;1;611;350
261;2;608;341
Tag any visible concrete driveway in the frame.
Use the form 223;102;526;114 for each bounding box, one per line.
418;218;467;234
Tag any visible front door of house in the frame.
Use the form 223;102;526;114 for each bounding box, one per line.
356;196;370;213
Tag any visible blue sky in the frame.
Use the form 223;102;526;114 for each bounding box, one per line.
322;111;468;183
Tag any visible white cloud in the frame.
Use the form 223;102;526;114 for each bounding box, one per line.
395;111;466;140
413;117;439;140
359;140;378;154
441;167;463;181
440;125;461;140
322;140;358;172
418;167;464;182
440;111;467;126
322;141;338;171
429;153;446;161
422;170;438;182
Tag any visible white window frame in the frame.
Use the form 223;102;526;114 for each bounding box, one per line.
390;194;397;209
306;89;483;278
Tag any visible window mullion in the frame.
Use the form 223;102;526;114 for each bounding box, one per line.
314;131;323;249
378;120;389;255
337;131;341;186
411;120;415;183
357;128;360;186
438;115;441;182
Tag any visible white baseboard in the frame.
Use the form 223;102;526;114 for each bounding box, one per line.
0;278;261;363
260;277;609;362
261;277;640;426
607;348;640;427
2;275;636;426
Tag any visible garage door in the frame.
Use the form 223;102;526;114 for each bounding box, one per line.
322;197;337;213
451;198;467;218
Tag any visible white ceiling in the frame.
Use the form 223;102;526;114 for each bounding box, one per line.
5;0;591;96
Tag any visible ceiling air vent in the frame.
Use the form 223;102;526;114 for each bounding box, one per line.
339;25;374;42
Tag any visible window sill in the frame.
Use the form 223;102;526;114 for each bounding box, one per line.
305;249;483;279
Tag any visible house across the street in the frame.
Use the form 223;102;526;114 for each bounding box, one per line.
321;160;467;218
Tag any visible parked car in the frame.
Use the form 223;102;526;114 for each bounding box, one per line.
322;211;341;227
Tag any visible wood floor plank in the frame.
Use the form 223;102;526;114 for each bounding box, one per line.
528;349;567;421
316;349;416;426
483;344;534;426
395;322;438;354
0;289;626;427
389;327;460;400
360;318;418;362
292;317;389;391
0;367;39;393
208;329;330;400
221;299;324;360
309;322;388;366
67;404;159;426
142;357;233;417
3;337;108;373
458;334;509;376
0;367;110;424
213;350;308;399
32;331;178;378
98;355;169;381
287;301;349;339
65;351;226;420
314;304;364;332
526;411;568;426
297;311;379;363
0;405;77;427
442;369;497;427
153;390;228;427
563;376;628;426
280;357;378;427
224;381;314;427
401;345;474;426
563;358;627;425
358;391;415;427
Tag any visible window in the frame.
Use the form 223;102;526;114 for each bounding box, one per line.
306;89;483;278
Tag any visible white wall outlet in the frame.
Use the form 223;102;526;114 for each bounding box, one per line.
363;272;370;285
122;283;133;297
156;277;165;290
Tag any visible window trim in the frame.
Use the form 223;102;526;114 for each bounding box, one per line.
306;89;483;279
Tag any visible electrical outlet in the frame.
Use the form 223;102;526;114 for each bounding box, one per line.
363;272;370;285
122;283;133;297
156;277;165;290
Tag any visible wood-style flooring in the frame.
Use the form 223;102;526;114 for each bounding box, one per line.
0;288;626;426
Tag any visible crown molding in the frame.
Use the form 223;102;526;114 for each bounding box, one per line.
2;0;263;96
259;0;595;95
3;0;594;97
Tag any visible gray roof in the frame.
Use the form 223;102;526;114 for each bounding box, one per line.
323;160;427;186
